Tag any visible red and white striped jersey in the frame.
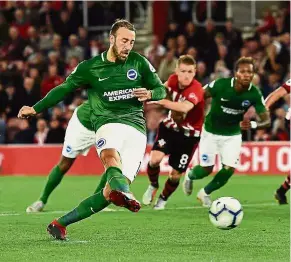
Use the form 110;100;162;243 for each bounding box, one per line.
162;74;205;137
282;79;290;94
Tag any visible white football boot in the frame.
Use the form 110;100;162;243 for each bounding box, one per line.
26;200;45;213
142;185;158;205
153;197;167;210
197;188;212;207
182;172;193;196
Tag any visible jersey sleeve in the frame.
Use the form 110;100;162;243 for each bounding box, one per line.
186;83;204;105
33;61;89;113
140;56;166;100
253;88;267;114
282;79;291;94
203;78;222;97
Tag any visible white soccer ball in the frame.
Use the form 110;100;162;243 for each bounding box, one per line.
209;197;243;230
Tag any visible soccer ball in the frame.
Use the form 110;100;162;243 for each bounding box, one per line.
209;197;243;230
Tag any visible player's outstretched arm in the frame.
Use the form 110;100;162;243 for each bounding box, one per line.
148;99;194;114
265;86;288;109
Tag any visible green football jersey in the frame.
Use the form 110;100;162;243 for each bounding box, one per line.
76;101;94;131
33;51;166;134
204;77;267;136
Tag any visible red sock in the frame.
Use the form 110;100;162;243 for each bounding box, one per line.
147;163;160;188
161;179;179;201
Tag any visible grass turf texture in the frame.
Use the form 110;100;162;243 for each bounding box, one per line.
0;175;289;262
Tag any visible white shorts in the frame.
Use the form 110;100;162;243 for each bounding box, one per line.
62;109;96;158
199;127;242;168
95;123;147;183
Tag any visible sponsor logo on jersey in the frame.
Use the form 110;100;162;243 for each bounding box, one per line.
241;100;251;107
98;77;110;81
96;138;106;149
221;106;245;115
127;69;137;80
202;154;208;162
66;145;72;153
221;98;229;101
103;88;137;101
158;138;166;148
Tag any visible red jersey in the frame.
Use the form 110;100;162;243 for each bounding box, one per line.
162;74;204;137
282;79;290;94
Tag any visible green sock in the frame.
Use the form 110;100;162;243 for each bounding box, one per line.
58;190;109;227
93;172;107;194
39;165;64;204
204;167;234;195
106;166;130;193
188;165;210;180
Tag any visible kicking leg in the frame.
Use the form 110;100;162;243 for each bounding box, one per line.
275;174;290;204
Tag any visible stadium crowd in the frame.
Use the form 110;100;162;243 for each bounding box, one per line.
0;1;290;145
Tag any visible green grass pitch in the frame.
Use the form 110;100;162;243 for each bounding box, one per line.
0;175;289;262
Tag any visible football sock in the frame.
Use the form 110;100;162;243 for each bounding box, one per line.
160;178;179;201
39;165;64;204
147;163;160;188
93;172;107;194
204;167;234;195
277;174;290;195
188;165;210;180
106;166;130;193
58;190;109;227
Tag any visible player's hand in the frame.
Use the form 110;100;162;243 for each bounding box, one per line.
17;106;36;119
133;88;151;102
240;120;251;130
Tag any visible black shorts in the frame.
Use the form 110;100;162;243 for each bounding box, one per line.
152;123;200;172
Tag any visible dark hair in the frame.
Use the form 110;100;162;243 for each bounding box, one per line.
178;55;196;66
110;19;136;36
234;56;255;72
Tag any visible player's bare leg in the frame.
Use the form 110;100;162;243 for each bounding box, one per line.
154;169;182;210
142;150;165;205
27;156;75;213
275;174;290;205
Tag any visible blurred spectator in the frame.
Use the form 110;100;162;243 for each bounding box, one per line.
184;22;201;48
165;37;177;52
41;65;63;98
158;50;178;82
0;13;9;45
0;113;6;144
65;56;79;77
187;47;198;60
170;1;193;26
23;26;40;60
45;119;65;144
22;77;40;106
163;22;179;46
175;34;188;57
196;61;210;86
0;26;25;60
86;38;101;59
50;34;65;58
270;14;289;37
13;119;34;144
47;51;65;76
272;108;289;141
254;129;270;141
223;18;243;57
55;10;71;41
65;34;84;63
210;60;231;81
11;9;30;39
2;84;19;119
34;118;49;145
256;9;275;33
144;35;166;69
78;26;89;49
39;28;53;52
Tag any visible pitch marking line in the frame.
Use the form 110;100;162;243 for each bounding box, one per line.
0;203;279;217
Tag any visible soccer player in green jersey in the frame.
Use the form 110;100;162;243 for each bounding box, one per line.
18;19;166;240
183;57;271;207
26;101;98;213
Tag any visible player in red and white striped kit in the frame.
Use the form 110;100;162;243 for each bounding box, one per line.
265;79;290;204
142;55;205;209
